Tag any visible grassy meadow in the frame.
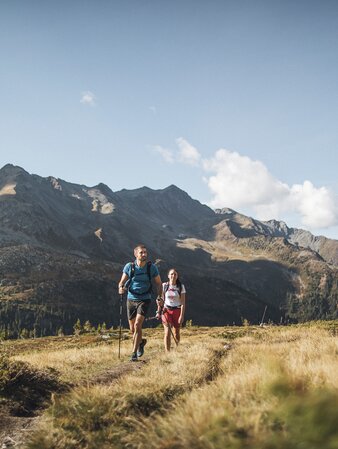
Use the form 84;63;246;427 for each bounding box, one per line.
1;322;338;449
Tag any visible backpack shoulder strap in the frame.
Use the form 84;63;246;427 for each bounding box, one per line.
125;262;134;288
129;262;135;279
163;282;169;294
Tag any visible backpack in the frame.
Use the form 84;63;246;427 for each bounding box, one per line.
126;261;153;296
163;281;182;296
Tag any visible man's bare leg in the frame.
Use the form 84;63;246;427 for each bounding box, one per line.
132;314;145;354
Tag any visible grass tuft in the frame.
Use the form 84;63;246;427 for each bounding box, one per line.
0;353;67;416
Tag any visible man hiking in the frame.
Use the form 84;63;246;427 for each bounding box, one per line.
118;244;162;361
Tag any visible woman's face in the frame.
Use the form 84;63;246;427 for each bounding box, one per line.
168;270;178;283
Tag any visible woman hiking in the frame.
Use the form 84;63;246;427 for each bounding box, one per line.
159;268;186;352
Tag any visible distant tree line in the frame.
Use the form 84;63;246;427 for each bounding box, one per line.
285;271;338;322
0;300;120;340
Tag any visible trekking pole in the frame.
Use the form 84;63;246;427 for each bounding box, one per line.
260;305;267;326
145;315;159;321
118;293;123;359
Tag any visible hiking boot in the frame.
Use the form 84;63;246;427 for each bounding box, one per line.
130;352;138;362
137;338;147;358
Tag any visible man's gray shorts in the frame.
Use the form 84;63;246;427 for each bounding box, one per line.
127;299;151;320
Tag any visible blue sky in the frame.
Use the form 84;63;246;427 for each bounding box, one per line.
1;0;338;238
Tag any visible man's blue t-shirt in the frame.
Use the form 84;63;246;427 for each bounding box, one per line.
123;261;159;301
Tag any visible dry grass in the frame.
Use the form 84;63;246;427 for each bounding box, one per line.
13;345;121;384
131;325;338;449
9;335;125;383
25;334;224;449
5;323;337;449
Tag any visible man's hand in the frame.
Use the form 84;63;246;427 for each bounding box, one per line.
118;286;126;295
118;273;129;296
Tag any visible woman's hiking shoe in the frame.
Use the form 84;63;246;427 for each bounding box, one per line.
130;352;138;362
137;338;147;357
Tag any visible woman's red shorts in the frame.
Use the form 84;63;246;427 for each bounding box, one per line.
162;307;181;328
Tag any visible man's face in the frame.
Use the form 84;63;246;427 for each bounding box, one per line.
135;247;147;262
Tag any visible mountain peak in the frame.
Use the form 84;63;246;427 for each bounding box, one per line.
215;207;236;215
262;219;290;235
162;184;189;195
164;184;181;191
92;182;114;196
0;164;29;176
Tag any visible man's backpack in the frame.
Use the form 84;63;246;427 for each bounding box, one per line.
126;261;153;296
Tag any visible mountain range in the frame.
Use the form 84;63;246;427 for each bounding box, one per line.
0;163;337;337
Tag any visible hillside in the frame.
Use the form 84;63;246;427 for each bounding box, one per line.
0;163;337;336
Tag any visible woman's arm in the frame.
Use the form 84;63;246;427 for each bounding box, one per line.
178;293;186;325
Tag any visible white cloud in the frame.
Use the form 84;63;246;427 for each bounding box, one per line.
80;91;97;106
202;148;338;230
176;137;201;166
154;137;201;166
153;145;174;164
203;149;289;211
290;181;338;228
155;137;338;232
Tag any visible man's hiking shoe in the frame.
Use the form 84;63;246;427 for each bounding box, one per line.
130;352;138;362
137;338;147;358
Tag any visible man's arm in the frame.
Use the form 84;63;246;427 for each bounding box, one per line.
118;272;129;295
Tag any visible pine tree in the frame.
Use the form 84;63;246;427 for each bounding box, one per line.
73;319;82;335
83;320;93;333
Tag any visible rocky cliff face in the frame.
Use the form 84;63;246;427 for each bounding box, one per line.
0;164;337;336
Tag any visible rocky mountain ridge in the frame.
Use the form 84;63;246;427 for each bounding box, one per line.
215;207;338;266
0;164;337;336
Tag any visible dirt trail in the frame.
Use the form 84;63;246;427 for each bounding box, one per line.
0;358;148;448
0;412;38;449
90;358;147;385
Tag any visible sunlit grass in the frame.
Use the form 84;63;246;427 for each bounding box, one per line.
25;336;224;449
131;326;338;449
5;323;337;449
